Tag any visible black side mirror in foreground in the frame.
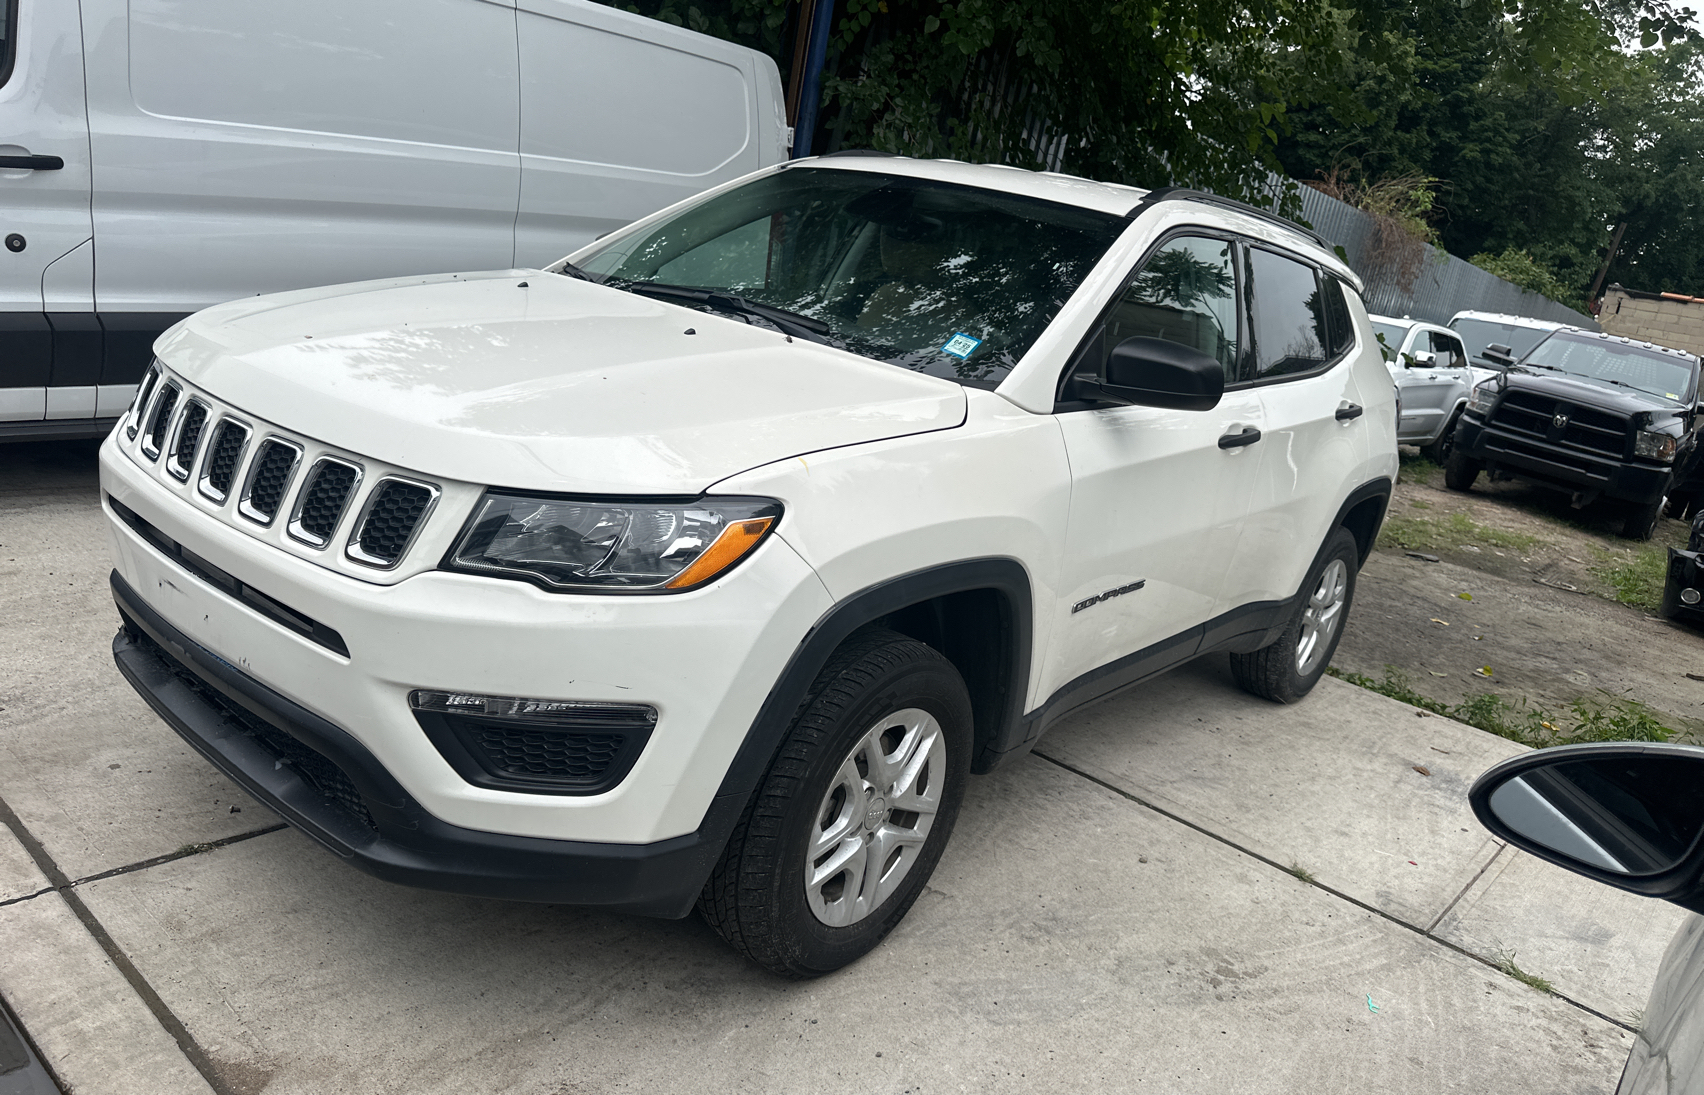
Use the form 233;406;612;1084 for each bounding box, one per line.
1482;343;1517;368
1083;336;1224;411
1470;743;1704;913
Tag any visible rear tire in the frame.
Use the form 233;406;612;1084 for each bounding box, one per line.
1230;528;1359;704
1443;447;1481;491
697;629;972;978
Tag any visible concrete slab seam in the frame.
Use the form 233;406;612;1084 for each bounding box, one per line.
1031;747;1638;1034
1423;842;1508;934
0;887;56;911
0;790;259;1095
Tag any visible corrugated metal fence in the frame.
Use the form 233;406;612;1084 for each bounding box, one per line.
1289;185;1597;330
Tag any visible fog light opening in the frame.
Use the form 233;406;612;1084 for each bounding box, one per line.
1681;588;1701;606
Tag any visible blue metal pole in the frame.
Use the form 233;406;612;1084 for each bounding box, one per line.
791;0;836;158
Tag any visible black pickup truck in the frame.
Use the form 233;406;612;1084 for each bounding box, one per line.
1444;328;1704;539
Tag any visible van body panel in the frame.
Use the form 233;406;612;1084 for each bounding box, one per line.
82;0;522;313
513;0;787;266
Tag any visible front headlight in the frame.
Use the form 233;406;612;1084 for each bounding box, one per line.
1635;430;1679;463
446;492;781;592
1467;381;1498;415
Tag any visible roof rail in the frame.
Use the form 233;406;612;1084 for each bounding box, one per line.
1133;187;1335;253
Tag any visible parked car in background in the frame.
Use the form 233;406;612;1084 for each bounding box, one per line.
1444;327;1704;539
101;158;1398;975
0;0;788;441
1370;314;1487;461
1470;743;1704;1095
1449;310;1569;372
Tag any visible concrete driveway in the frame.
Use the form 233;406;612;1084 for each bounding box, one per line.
0;440;1685;1094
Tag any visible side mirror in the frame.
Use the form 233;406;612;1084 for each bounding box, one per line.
1482;343;1517;368
1469;743;1704;912
1085;336;1223;411
1408;351;1436;369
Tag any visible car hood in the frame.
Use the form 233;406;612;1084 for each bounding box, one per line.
1504;369;1689;426
156;271;967;494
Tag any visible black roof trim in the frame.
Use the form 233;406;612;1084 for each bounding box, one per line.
1131;187;1334;252
819;149;901;158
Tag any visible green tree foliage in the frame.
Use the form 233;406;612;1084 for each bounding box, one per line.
605;0;1702;295
1275;0;1703;299
604;0;1339;209
1469;249;1587;310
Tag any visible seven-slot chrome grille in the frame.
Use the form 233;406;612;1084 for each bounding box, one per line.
119;365;455;579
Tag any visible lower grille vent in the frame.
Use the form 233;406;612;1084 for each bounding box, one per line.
131;627;375;832
474;726;628;782
349;479;436;568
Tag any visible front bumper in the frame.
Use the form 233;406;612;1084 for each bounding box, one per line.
111;568;740;917
1456;416;1668;505
1662;549;1704;622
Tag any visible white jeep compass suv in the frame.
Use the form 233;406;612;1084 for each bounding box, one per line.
100;155;1398;976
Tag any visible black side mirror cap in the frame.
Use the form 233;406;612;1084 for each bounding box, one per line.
1469;742;1704;913
1482;343;1517;368
1080;336;1224;412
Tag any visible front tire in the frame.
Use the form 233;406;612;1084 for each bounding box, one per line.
1230;528;1359;704
1420;408;1462;463
698;629;972;978
1623;490;1669;541
1443;447;1481;491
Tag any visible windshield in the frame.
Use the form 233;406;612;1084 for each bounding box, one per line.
1450;318;1554;365
1370;320;1408;363
1520;332;1699;405
571;167;1127;386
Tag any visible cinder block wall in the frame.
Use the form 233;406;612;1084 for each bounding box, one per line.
1599;289;1704;358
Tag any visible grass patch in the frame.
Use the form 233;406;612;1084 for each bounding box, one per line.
1326;666;1676;747
1286;863;1317;884
1377;510;1541;553
1592;544;1669;611
1496;951;1554;994
1397;452;1443;486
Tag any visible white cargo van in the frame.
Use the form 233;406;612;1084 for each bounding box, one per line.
0;0;788;439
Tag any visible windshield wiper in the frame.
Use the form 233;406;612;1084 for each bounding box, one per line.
612;280;833;344
553;259;595;282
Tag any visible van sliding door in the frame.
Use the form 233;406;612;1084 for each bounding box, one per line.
81;0;522;387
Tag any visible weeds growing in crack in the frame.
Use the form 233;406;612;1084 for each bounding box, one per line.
1326;666;1676;747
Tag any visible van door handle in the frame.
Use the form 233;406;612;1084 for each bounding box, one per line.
1335;403;1365;421
1218;426;1262;449
0;155;64;170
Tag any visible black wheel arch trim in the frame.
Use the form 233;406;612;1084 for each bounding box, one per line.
711;557;1035;803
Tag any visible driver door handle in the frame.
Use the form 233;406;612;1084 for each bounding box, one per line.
1335;403;1365;421
0;155;64;170
1218;426;1262;449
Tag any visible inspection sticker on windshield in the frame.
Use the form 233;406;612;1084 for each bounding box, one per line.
941;333;982;359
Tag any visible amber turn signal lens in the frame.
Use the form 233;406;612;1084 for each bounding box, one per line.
664;517;776;589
